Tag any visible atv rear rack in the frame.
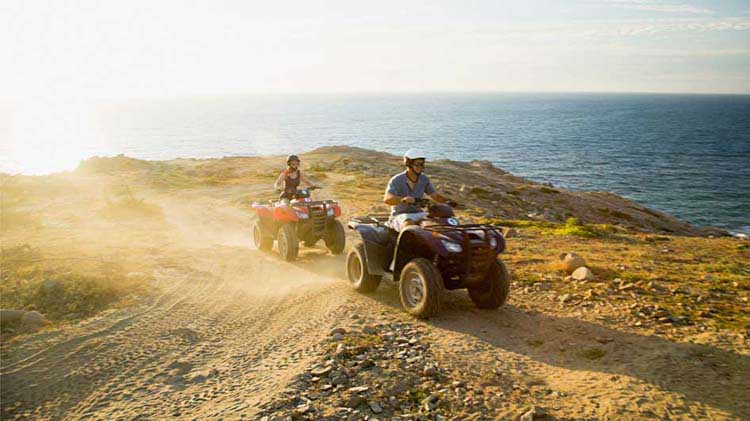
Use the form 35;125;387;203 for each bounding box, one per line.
420;223;502;234
349;214;391;228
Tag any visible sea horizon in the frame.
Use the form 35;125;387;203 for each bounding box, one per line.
2;92;748;234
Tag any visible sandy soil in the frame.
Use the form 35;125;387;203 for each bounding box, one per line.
1;151;748;420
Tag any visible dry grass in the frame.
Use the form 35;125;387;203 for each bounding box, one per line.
0;245;152;327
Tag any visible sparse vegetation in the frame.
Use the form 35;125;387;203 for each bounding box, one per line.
0;245;151;325
99;186;163;220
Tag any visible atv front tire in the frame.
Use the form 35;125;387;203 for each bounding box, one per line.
346;242;381;293
399;258;442;318
325;220;346;255
253;221;273;252
277;224;299;261
468;260;510;309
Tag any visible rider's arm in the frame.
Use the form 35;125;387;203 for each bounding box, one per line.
427;192;448;203
273;172;285;190
300;172;315;187
384;192;403;206
423;178;446;203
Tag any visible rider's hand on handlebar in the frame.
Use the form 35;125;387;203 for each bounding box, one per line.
401;196;416;204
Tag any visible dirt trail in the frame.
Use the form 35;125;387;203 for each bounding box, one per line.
2;187;748;420
1;243;354;419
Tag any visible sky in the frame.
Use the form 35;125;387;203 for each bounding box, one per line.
1;0;749;99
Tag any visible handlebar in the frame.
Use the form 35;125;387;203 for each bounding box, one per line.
408;197;461;209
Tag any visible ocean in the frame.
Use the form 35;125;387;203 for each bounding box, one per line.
2;93;749;234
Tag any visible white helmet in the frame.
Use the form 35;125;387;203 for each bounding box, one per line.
403;148;427;161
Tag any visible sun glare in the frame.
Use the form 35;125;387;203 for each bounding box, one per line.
7;99;103;174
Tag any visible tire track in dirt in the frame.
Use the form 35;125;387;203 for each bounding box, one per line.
0;244;356;420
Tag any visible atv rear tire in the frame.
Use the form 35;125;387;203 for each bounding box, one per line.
399;258;442;318
277;224;299;261
325;220;346;255
253;221;273;252
346;242;381;292
468;260;510;309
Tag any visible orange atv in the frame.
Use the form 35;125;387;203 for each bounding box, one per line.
251;187;345;261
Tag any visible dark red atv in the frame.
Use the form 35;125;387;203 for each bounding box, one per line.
347;198;509;318
252;187;346;261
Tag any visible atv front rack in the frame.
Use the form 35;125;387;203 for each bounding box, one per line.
296;200;338;237
423;224;503;285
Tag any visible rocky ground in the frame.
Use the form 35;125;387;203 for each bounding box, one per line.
1;146;748;420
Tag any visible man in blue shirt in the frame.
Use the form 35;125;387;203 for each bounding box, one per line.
384;149;452;231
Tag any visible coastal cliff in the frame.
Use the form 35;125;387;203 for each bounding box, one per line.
1;146;748;420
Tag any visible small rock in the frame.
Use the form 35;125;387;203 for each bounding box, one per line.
558;294;574;303
422;394;439;411
503;227;519;238
335;343;348;357
345;394;365;408
331;327;347;336
368;402;383;413
571;267;596;281
348;386;369;393
619;282;636;291
311;365;332;377
363;325;377;335
520;405;548;421
422;365;438;377
332;333;344;341
295;404;312;415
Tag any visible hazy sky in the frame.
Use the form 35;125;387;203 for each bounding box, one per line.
2;0;750;98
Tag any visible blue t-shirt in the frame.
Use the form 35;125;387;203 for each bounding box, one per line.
386;171;436;215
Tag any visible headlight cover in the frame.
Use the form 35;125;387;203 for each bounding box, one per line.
327;208;335;216
489;236;498;248
441;239;463;253
295;210;309;219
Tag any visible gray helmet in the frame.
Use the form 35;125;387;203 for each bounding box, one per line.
286;154;300;164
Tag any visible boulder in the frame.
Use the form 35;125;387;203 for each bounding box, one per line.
558;253;586;273
571;267;596;281
1;310;47;331
0;309;26;324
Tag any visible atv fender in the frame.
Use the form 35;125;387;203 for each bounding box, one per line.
392;226;445;276
351;225;390;276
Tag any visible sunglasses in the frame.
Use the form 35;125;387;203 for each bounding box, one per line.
412;161;426;168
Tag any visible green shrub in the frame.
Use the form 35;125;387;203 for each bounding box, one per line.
543;217;605;238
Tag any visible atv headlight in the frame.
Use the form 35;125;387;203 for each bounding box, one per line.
327;208;335;216
441;240;463;253
295;210;309;219
489;236;497;248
